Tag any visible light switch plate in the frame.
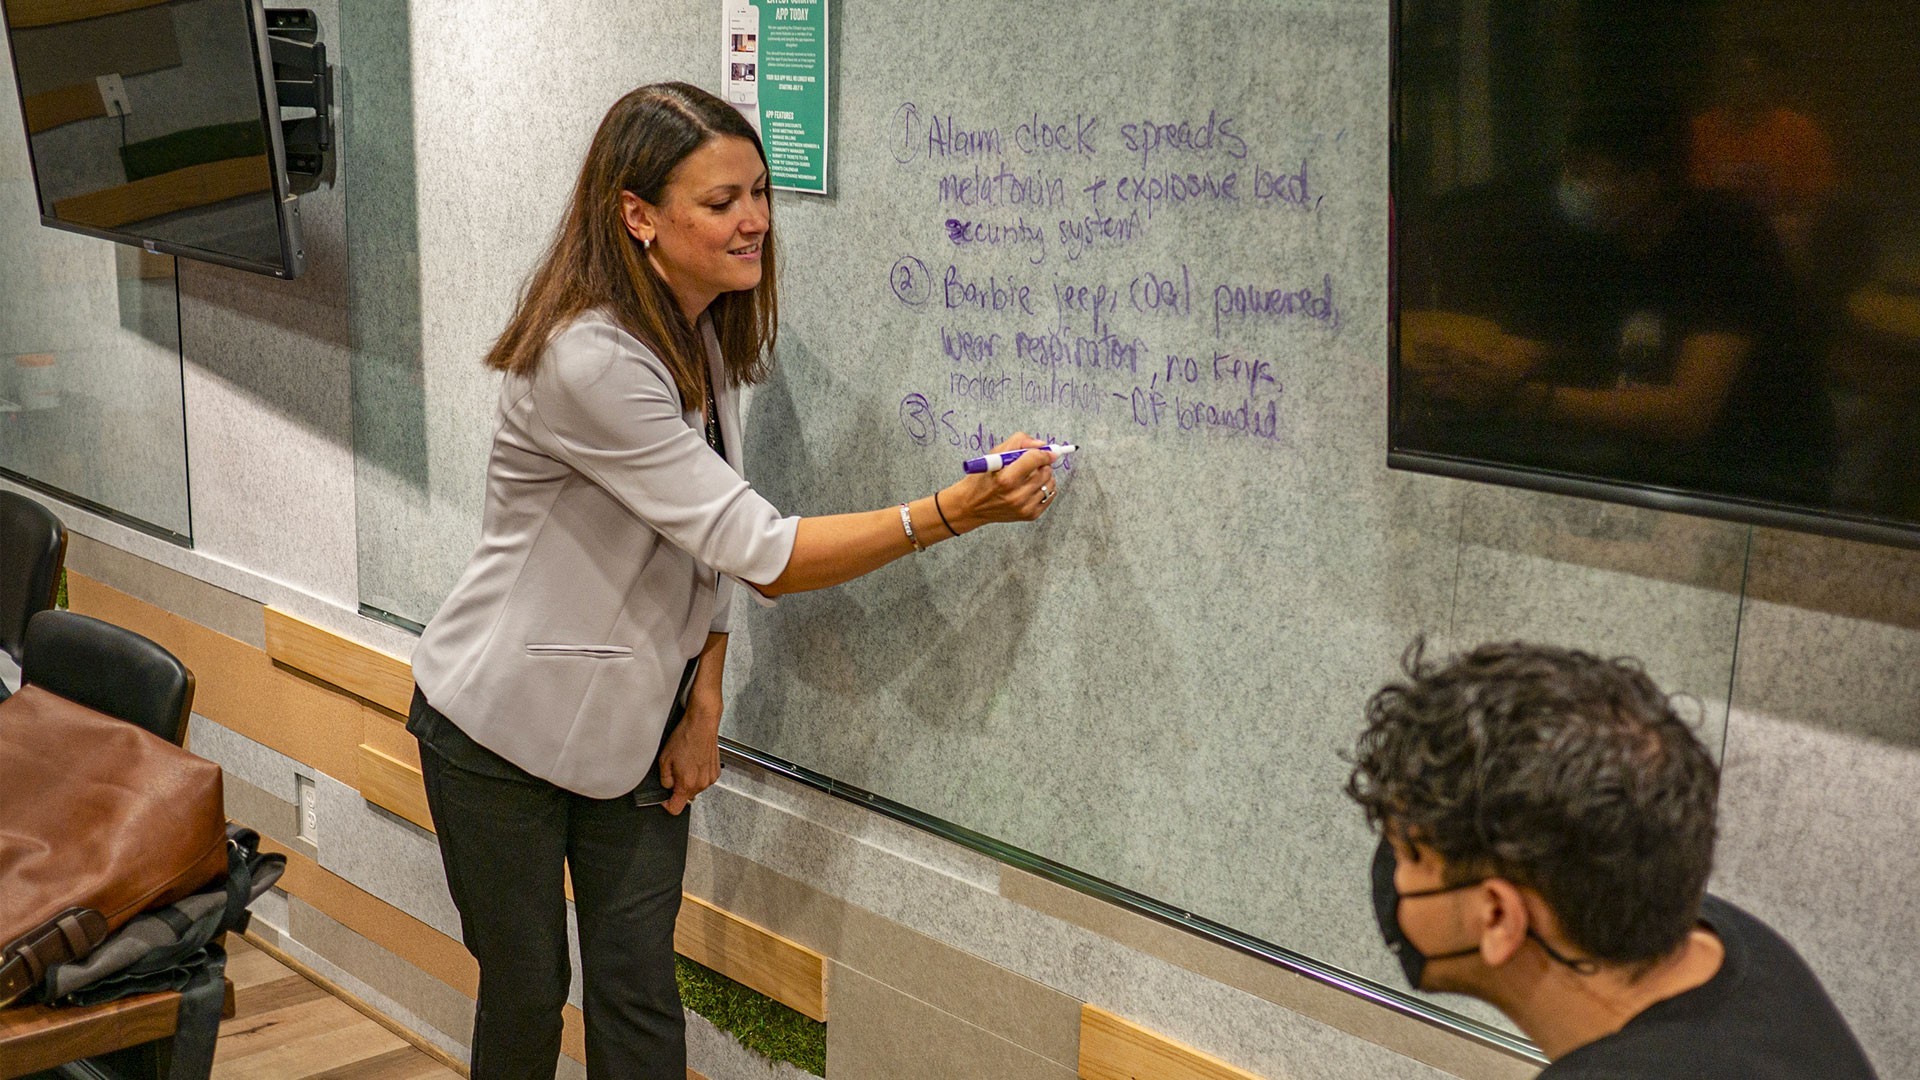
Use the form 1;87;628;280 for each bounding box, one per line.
295;773;317;844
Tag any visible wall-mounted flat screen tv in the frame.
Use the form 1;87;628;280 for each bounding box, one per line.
1390;0;1920;549
2;0;306;278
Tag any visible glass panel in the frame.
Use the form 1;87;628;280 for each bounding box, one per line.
724;2;1745;1035
0;38;188;540
343;0;432;627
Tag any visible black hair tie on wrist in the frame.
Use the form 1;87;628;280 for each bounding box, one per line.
933;490;958;537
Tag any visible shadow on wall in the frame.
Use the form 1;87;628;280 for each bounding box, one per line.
1458;485;1752;598
340;0;428;495
1734;527;1920;749
115;247;180;352
730;338;1206;868
169;0;403;453
1745;528;1920;633
732;341;1042;765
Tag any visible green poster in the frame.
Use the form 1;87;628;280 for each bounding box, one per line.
724;0;831;194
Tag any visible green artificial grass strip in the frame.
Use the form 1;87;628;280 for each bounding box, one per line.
119;120;267;182
676;956;826;1076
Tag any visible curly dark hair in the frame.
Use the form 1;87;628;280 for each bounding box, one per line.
1346;640;1719;966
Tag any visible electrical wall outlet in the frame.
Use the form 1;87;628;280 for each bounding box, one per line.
95;73;130;117
295;773;317;844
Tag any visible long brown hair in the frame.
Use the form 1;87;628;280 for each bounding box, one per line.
484;82;776;398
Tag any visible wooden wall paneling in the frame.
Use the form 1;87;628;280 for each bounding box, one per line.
68;575;364;783
265;603;834;1024
255;837;478;1000
264;607;415;716
675;894;829;1023
75;576;822;1058
347;746;829;1022
252;837;601;1069
1079;1004;1265;1080
358;711;422;771
357;743;434;832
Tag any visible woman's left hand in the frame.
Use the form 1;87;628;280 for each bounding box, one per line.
658;693;723;815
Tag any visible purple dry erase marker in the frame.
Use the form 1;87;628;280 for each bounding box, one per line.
961;443;1077;473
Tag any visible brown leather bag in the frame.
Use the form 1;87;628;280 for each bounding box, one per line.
0;685;227;1007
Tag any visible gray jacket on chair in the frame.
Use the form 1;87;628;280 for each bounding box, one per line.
412;309;798;797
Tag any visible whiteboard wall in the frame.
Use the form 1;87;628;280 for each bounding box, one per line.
343;0;1753;1040
719;0;1748;1036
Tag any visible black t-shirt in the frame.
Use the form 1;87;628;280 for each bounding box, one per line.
1540;896;1877;1079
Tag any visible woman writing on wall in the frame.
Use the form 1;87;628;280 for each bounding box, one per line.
406;82;1060;1080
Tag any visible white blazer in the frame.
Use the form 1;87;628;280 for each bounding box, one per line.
412;309;798;797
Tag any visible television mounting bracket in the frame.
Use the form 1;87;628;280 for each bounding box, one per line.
264;8;335;195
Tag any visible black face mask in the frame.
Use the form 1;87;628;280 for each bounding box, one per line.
1371;838;1482;989
1370;838;1600;989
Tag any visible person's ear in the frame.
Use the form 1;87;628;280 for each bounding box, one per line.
620;191;657;248
1474;879;1532;967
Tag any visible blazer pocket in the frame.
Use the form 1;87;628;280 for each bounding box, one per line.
524;643;635;659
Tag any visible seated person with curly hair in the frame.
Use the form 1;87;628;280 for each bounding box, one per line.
1345;641;1876;1078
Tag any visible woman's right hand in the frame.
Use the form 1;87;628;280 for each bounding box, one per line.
942;433;1059;531
759;434;1061;597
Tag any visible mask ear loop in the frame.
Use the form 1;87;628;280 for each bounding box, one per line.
1529;930;1602;975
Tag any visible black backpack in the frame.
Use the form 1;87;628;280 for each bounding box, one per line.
34;825;286;1079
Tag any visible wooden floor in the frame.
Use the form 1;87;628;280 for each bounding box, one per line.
215;935;462;1079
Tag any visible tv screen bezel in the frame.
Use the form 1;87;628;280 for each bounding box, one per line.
1383;0;1920;553
1;0;306;280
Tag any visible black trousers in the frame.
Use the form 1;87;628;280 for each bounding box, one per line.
409;689;688;1080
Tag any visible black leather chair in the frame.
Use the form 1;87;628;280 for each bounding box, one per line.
20;611;195;747
0;491;68;697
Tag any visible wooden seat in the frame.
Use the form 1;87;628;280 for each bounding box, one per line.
0;978;233;1080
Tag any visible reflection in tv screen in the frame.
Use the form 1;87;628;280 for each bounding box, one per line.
1391;1;1920;540
7;0;284;271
